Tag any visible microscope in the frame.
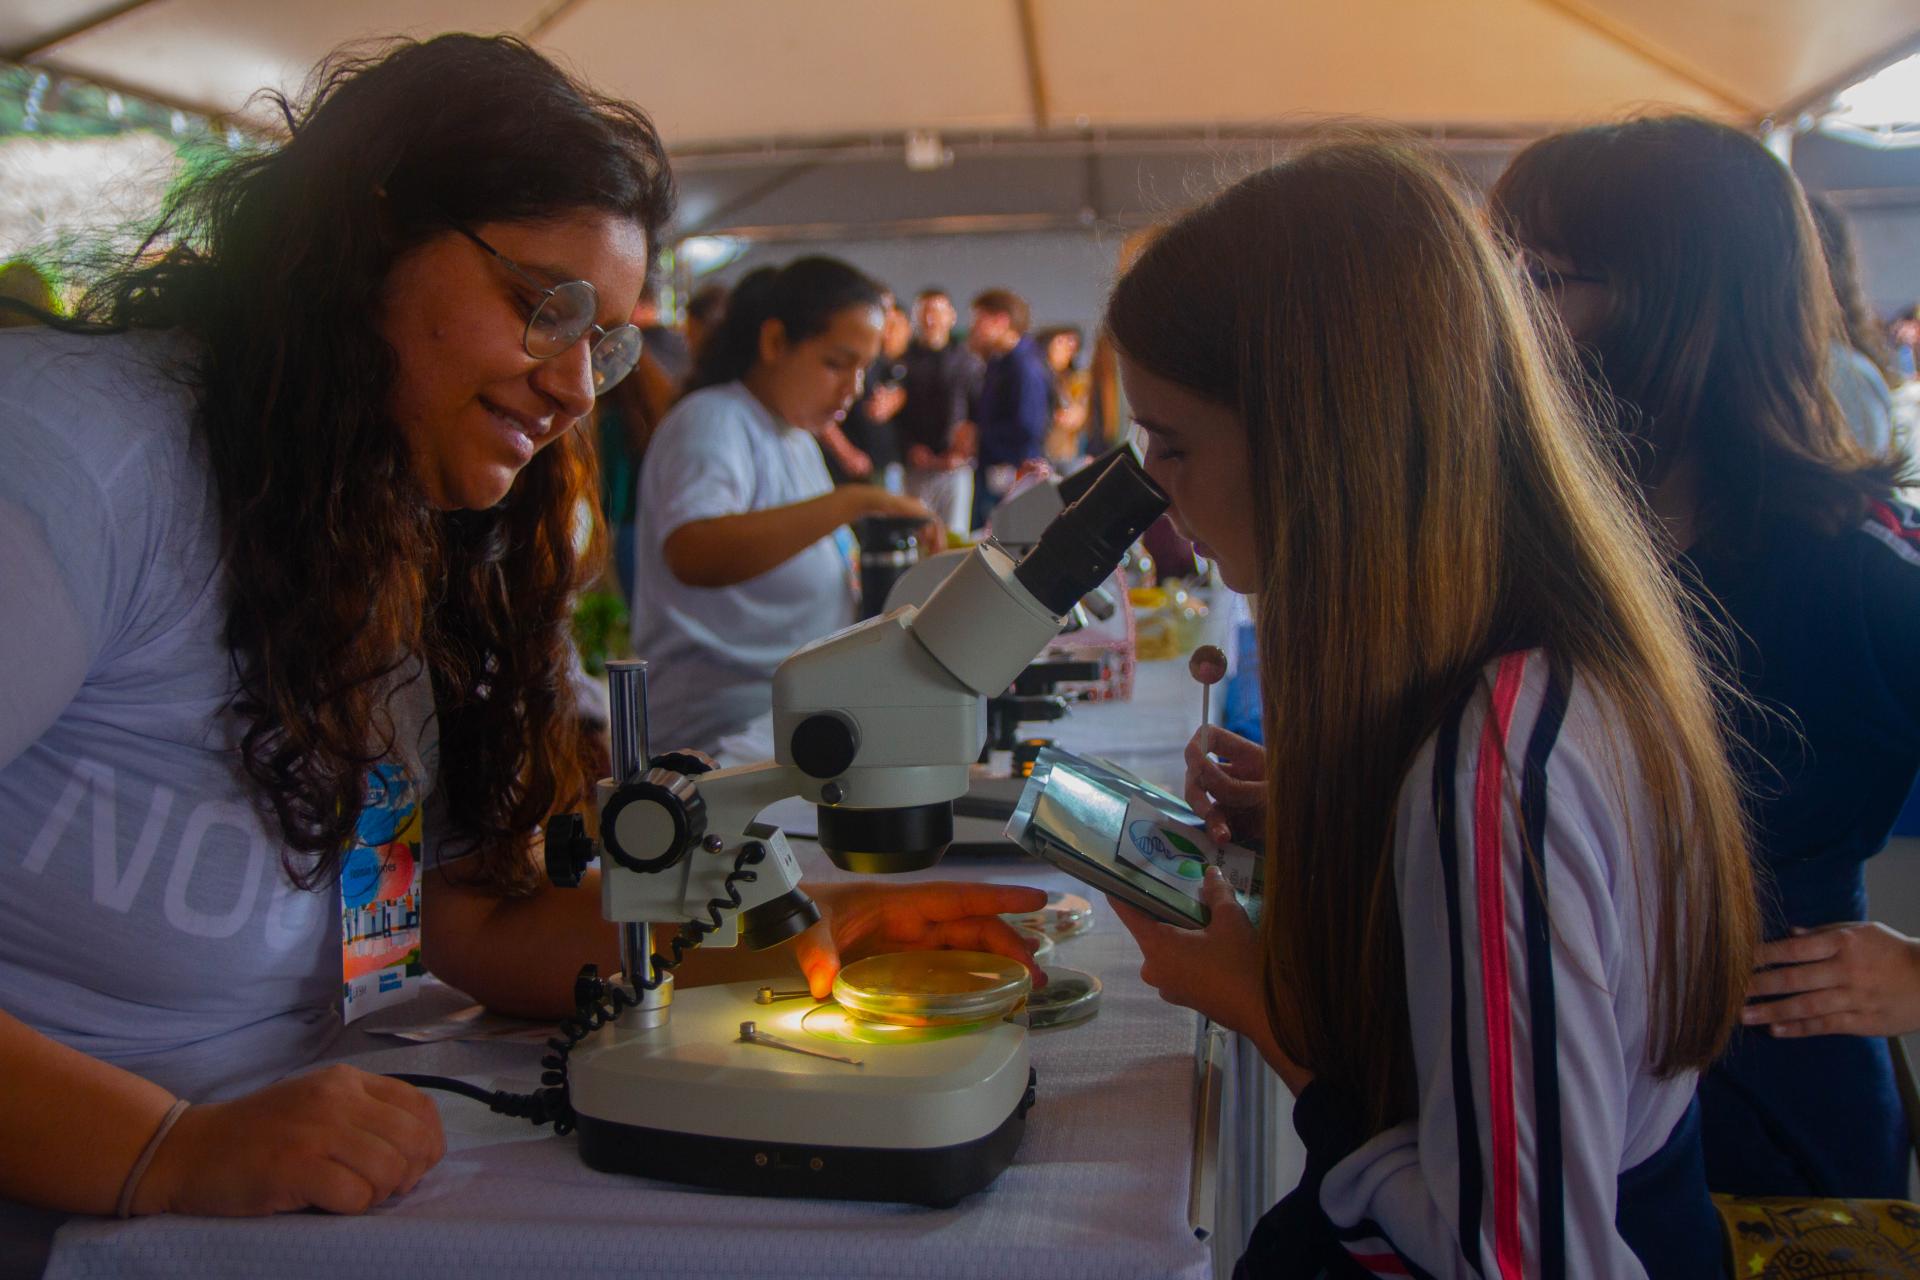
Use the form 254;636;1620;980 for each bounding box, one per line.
542;453;1167;1207
884;447;1137;850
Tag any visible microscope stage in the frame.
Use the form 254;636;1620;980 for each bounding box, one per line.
567;979;1034;1206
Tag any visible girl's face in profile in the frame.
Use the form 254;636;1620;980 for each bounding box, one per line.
1119;356;1260;593
379;209;649;510
757;304;885;434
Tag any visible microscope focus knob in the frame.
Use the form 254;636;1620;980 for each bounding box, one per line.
544;812;595;888
600;768;708;874
790;712;860;779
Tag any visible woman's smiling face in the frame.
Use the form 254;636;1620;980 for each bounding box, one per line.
378;209;649;510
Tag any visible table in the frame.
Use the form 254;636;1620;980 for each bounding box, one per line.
41;652;1290;1280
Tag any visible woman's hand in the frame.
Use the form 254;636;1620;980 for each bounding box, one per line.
853;488;936;524
793;881;1048;998
1108;869;1311;1092
1742;921;1920;1038
135;1065;446;1216
1184;725;1267;845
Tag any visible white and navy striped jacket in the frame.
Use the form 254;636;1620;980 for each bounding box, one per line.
1242;651;1723;1279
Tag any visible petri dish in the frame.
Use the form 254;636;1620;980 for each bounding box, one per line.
800;1003;993;1047
1004;892;1095;942
832;950;1032;1027
1024;967;1102;1029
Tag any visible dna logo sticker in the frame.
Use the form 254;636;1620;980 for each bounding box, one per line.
1126;819;1207;886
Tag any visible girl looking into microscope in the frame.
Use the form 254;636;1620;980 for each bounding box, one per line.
0;35;1037;1256
1106;140;1756;1277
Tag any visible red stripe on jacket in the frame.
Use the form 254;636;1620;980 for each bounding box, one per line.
1474;653;1529;1280
1870;500;1920;543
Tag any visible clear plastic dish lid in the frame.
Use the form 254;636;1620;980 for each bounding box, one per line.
831;950;1033;1027
1003;892;1095;942
1025;966;1101;1029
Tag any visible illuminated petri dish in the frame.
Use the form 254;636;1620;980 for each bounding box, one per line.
1025;967;1102;1029
1003;892;1095;942
832;950;1033;1027
800;1002;994;1047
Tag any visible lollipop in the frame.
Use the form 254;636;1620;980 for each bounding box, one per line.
1189;643;1228;730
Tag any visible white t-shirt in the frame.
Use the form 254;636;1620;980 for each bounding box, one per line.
1829;340;1895;456
0;328;440;1106
629;381;854;752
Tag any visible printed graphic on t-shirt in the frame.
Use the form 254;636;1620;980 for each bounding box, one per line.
340;762;423;1022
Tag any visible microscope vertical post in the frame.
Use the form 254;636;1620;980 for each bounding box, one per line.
605;660;669;1020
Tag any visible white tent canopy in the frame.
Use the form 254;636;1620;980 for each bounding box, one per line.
5;0;1919;156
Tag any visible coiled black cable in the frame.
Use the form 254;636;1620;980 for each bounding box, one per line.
390;842;769;1135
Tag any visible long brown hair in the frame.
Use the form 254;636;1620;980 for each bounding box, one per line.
58;36;674;893
1107;138;1756;1135
1491;116;1901;551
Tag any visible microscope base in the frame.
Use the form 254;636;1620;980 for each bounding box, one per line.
566;979;1035;1207
575;1077;1032;1207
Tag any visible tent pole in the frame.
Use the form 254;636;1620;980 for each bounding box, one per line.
1524;0;1756;118
2;0;164;63
522;0;593;43
1769;27;1920;126
1015;0;1050;132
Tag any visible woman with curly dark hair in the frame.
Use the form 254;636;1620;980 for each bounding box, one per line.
0;34;1038;1239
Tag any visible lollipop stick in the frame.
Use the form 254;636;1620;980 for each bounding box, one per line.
1189;644;1228;741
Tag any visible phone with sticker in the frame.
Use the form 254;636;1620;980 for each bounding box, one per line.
1006;747;1259;930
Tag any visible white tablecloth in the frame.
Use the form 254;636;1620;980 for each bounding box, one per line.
42;656;1238;1280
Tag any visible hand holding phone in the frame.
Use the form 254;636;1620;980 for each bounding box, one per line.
1106;867;1271;1043
1006;748;1260;930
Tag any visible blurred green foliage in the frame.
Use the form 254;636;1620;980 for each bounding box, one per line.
571;591;630;677
1;64;189;139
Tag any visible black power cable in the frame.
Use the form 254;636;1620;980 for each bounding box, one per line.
389;842;769;1134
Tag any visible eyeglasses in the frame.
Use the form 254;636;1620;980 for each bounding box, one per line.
451;222;644;395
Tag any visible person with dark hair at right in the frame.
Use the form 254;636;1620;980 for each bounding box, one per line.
629;256;933;752
1808;194;1901;455
1493;114;1920;1201
967;286;1053;528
